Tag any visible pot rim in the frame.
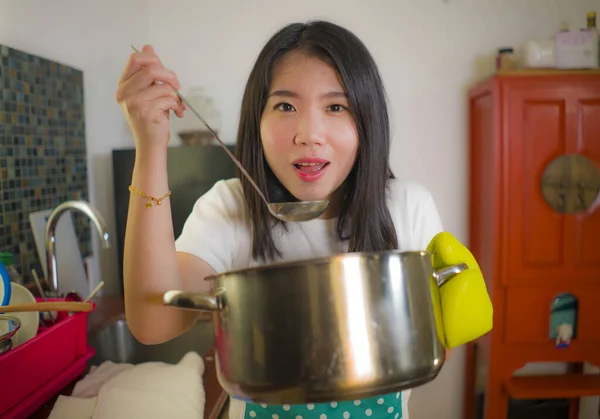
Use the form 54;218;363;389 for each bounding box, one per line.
204;249;433;281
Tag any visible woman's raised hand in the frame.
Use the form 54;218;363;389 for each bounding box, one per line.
115;45;186;151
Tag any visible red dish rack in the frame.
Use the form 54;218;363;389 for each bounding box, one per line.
0;297;95;419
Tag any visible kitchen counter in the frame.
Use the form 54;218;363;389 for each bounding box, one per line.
28;295;228;419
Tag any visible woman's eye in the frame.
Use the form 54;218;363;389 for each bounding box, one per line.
274;103;295;112
327;104;346;112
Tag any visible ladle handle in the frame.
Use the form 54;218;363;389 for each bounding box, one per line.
178;96;269;203
130;46;271;205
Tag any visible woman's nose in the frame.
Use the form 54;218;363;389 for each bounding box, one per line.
294;110;325;146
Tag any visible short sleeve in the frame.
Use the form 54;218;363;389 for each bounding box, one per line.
412;191;444;251
174;178;250;273
387;178;445;252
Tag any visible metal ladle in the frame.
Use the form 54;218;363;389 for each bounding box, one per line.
131;46;329;222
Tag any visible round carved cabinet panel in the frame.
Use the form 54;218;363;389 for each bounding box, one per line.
541;154;600;214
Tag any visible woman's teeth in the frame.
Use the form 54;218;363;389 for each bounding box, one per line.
294;162;328;173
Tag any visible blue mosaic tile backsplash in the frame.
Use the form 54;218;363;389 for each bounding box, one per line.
0;44;91;284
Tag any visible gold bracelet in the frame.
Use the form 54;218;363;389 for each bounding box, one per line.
128;185;171;208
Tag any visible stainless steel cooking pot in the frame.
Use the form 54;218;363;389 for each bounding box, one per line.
163;250;467;404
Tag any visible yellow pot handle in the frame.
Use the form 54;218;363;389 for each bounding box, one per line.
427;232;493;349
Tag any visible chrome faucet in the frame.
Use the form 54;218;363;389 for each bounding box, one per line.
45;200;111;297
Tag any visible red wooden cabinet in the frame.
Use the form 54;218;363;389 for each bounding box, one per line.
504;80;600;286
464;70;600;419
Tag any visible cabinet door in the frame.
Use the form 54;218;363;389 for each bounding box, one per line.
503;78;600;287
569;88;600;271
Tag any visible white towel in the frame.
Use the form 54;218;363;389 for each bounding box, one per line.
47;351;206;419
73;361;135;398
47;396;97;419
93;351;205;419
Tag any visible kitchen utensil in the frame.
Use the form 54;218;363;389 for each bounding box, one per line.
0;301;93;313
30;269;46;302
31;269;56;326
65;291;83;302
2;283;38;346
62;290;84;319
162;250;468;404
131;45;329;223
0;262;11;306
59;281;102;319
0;337;12;356
0;315;20;356
85;280;104;302
63;279;104;305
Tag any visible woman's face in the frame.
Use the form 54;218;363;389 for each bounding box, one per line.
260;51;358;207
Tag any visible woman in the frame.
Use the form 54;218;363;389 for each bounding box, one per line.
116;19;469;419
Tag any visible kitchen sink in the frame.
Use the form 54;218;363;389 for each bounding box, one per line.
88;316;216;366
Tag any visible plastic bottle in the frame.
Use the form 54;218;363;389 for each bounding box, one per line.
587;11;600;66
496;47;517;71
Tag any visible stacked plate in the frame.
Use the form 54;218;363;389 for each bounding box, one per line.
0;264;38;351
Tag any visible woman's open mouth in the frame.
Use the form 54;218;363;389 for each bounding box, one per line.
292;158;330;182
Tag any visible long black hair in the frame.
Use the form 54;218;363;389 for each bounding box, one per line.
235;20;398;262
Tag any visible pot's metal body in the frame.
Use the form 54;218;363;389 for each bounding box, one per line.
164;251;465;404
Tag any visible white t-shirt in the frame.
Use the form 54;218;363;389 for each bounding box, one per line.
175;177;444;419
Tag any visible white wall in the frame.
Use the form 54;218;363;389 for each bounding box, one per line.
1;1;598;418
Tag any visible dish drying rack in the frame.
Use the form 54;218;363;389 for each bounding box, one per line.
0;297;95;419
